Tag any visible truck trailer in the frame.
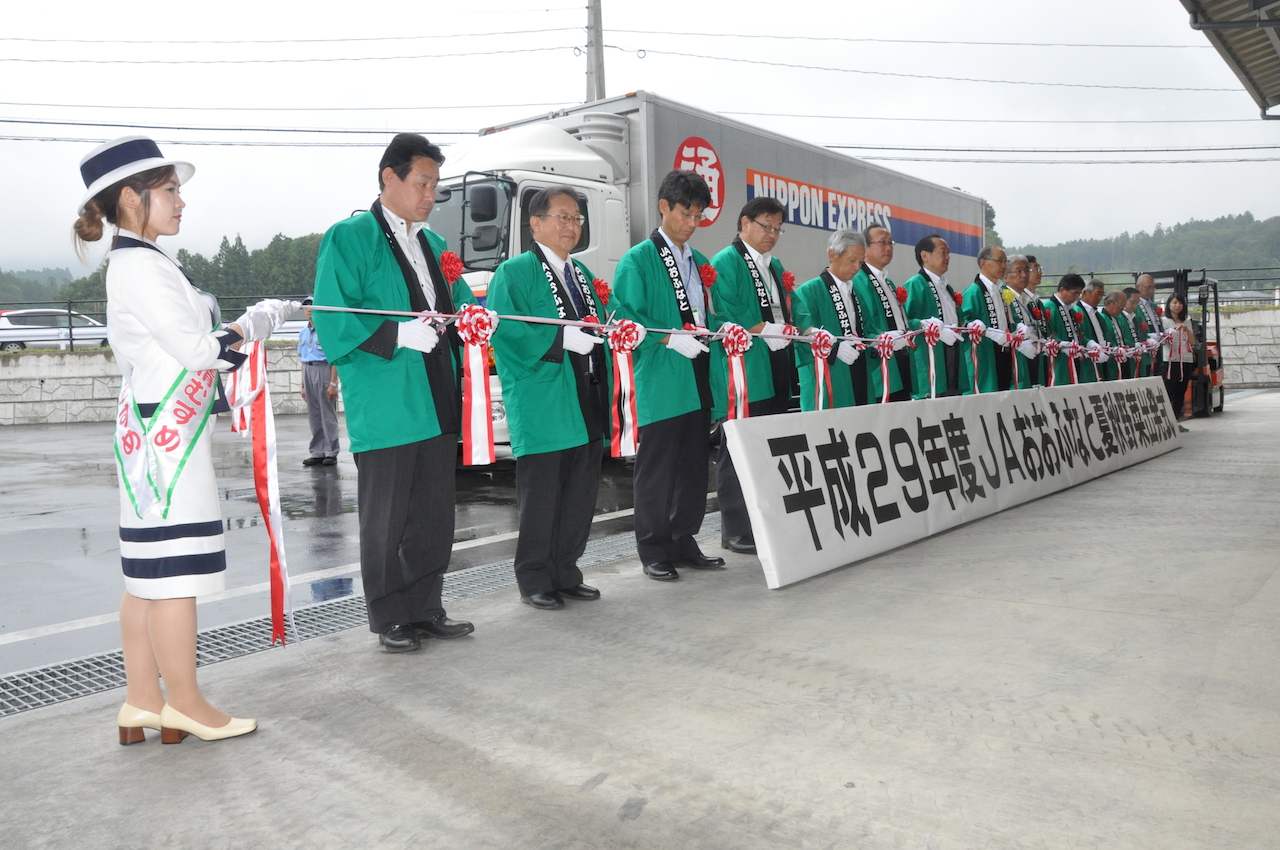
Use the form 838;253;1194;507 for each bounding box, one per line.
431;90;986;300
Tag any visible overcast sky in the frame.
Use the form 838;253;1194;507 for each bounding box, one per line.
4;0;1275;275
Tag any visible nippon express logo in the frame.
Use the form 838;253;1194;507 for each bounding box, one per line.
673;136;725;227
746;168;893;234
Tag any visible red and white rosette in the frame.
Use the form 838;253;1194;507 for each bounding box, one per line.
1042;338;1062;387
721;322;753;419
225;342;293;646
607;318;643;457
1008;326;1027;387
809;328;835;410
456;303;498;466
874;332;897;403
966;321;986;394
1064;340;1081;384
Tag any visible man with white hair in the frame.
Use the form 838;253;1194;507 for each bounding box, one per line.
792;229;872;409
1003;254;1042;388
1097;290;1133;381
1134;273;1164;377
1071;279;1109;384
960;244;1013;393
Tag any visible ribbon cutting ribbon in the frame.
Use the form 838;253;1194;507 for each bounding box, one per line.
874;333;897;403
966;323;985;394
607;319;642;457
923;321;942;399
809;329;835;410
455;304;498;466
1008;327;1027;388
721;323;754;420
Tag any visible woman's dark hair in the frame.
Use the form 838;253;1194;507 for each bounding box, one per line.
72;164;177;261
1165;293;1188;323
657;169;712;211
378;133;445;190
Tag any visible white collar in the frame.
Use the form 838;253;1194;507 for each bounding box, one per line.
979;273;1001;291
381;205;425;240
658;227;692;261
535;240;570;267
923;267;946;286
865;262;886;281
742;239;771;272
827;268;850;287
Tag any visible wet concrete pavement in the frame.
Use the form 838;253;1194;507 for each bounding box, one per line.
0;414;651;674
1;392;1278;848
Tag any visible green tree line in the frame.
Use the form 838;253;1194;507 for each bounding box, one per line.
57;232;322;301
1010;212;1280;290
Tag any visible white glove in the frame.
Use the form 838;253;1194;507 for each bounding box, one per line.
396;319;440;353
1147;332;1162;345
887;329;909;352
1087;339;1109;363
984;327;1009;346
666;331;709;359
1016;322;1030;337
250;298;300;328
562;325;603;355
1018;339;1040;360
939;325;961;346
920;317;943;334
232;310;275;342
760;321;790;352
836;340;861;365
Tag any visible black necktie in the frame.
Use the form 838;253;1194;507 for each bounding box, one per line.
564;262;588;319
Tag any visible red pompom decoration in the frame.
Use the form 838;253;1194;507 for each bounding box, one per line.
896;286;908;304
699;263;717;288
1156;306;1164;317
1072;311;1084;324
782;270;796;292
1140;322;1149;332
593;278;610;307
953;292;964;307
1030;305;1042;320
440;251;464;284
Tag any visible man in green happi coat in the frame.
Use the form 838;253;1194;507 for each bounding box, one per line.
312;133;479;653
611;170;725;582
901;234;962;398
1003;254;1044;388
792;229;872;410
850;224;907;401
960;245;1014;394
708;196;798;555
487;186;613;610
1070;280;1109;383
1042;273;1086;387
1097;289;1134;380
1134;274;1165;377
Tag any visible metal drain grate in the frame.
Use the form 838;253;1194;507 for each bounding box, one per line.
0;515;720;718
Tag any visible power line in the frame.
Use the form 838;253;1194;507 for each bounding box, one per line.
827;143;1280;154
0;99;571;113
0;45;573;65
612;30;1210;50
0;135;390;147
608;46;1240;92
725;111;1256;125
859;155;1280;164
0;26;580;45
0;117;475;136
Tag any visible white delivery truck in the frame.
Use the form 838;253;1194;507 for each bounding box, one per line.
429;90;987;443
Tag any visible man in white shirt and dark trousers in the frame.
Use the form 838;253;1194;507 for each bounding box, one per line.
298;296;340;466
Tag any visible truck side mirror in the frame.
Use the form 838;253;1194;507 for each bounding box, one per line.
470;225;501;252
469;185;498;222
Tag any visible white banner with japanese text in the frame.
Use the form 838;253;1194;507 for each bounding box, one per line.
722;377;1181;589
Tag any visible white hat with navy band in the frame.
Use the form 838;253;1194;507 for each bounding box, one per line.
78;135;194;214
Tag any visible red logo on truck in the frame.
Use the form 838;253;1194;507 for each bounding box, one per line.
673;137;724;227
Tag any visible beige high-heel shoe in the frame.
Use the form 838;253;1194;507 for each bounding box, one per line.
159;704;257;743
117;703;162;745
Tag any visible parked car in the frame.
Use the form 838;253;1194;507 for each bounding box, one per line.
0;309;110;352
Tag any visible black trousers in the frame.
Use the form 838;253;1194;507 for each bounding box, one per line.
353;433;455;633
633;408;711;566
887;349;913;402
1163;361;1192;418
716;394;789;543
513;441;602;596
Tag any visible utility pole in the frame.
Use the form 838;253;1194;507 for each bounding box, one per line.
585;0;606;103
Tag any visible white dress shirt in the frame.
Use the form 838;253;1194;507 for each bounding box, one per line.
828;270;860;334
382;206;435;309
1079;300;1106;342
865;262;906;330
979;274;1009;330
658;228;705;326
1016;289;1040;339
744;241;783;310
924;268;958;326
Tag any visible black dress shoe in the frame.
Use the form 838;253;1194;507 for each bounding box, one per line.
678;554;726;570
558;584;600;600
322;456;338;465
643;563;680;581
412;615;475;639
721;536;756;555
302;457;324;467
521;591;564;610
379;624;421;653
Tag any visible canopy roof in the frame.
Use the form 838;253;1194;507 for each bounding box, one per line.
1181;0;1280;115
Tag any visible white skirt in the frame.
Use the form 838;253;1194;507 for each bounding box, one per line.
118;415;227;600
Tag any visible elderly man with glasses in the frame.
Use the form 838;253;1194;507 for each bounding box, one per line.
850;224;908;401
708;197;797;555
1003;254;1042;388
960;245;1014;393
486;185;612;610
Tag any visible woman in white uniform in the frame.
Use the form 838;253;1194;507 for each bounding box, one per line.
73;136;291;744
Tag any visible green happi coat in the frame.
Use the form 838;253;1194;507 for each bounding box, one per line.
791;275;865;410
486;250;612;457
312;213;476;454
849;267;903;400
1042;295;1083;387
1070;304;1102;383
708;244;792;407
610;237;721;426
959;277;1009;395
1131;304;1160;377
901;270;958;399
1097;311;1131;381
1004;286;1035;390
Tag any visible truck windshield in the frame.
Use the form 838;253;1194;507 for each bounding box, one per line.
429;175;513;273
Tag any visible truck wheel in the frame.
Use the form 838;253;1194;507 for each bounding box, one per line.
2;341;25;352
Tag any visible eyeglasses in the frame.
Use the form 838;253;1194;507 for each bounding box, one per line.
671;208;706;224
983;258;1008;266
536;213;585;226
750;219;785;236
869;239;895;246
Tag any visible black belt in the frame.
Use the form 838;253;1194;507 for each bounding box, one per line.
303;359;329;365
